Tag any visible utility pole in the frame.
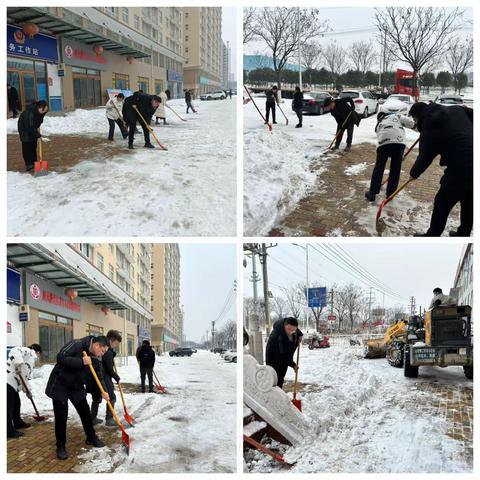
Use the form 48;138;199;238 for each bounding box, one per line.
409;296;416;316
226;40;230;91
368;287;374;322
260;244;271;333
211;321;215;352
297;7;302;89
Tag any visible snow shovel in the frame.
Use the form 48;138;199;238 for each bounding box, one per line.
327;110;353;150
18;373;47;421
277;102;289;125
244;85;272;132
113;363;134;427
110;99;128;131
152;370;167;393
381;137;420;187
292;339;302;412
34;136;49;177
132;105;168;151
243;435;292;467
83;352;130;455
166;104;187;122
375;177;415;235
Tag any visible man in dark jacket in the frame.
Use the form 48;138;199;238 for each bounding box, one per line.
122;92;161;149
17;100;49;172
292;87;304;128
265;86;279;124
136;340;156;393
89;330;122;427
185;90;196;114
45;335;109;460
324;96;360;151
265;317;303;389
409;102;473;237
8;83;20;118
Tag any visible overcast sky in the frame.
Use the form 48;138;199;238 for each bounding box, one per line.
181;244;236;342
245;7;473;72
222;7;237;77
243;243;468;314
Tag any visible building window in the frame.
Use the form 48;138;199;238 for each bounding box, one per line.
137;77;149;93
105;7;116;16
134;15;140;30
109;264;114;280
122;7;129;23
127;334;135;356
79;243;92;259
113;72;129;90
86;323;104;336
97;253;104;272
154;79;163;94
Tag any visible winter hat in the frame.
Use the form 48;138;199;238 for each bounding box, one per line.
433;287;443;294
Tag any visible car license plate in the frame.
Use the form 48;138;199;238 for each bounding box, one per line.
414;347;436;361
459;348;467;355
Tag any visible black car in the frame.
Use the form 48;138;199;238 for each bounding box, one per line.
298;92;332;115
169;347;194;357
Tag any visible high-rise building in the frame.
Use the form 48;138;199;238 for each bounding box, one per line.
183;7;223;95
6;243;153;362
453;243;473;307
151;244;182;353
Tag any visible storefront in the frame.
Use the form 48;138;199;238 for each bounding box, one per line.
199;75;221;95
7;267;22;348
7;24;60;112
167;69;183;99
23;271;81;363
138;325;151;346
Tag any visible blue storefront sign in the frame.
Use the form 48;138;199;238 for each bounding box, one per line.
307;287;328;308
7;268;21;305
138;326;151;340
167;69;183;83
7;25;58;63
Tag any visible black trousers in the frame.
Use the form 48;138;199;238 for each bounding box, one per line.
53;398;96;448
127;119;150;146
335;122;354;147
22;140;37;171
265;102;276;123
369;144;405;197
140;368;154;392
267;363;288;389
7;385;23;435
295;108;303;126
186;101;196;113
90;380;116;420
107;118;128;140
426;174;473;236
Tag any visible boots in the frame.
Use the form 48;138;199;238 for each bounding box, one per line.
344;144;352;152
144;143;155;149
364;191;376;202
86;436;105;448
56;446;69;460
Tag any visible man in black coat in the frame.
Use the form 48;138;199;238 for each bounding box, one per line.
409;102;473;237
265;85;279;124
265;317;303;389
89;330;122;427
17;100;49;172
292;87;304;128
185;90;196;114
8;83;20;118
122;92;161;149
45;335;109;460
324;96;360;151
136;340;156;393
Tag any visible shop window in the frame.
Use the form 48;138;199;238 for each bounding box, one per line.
155;80;163;95
127;334;135;356
38;313;74;363
137;77;149;93
113;72;129;90
86;323;104;336
39;311;56;322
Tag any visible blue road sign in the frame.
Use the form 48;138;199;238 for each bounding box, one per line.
307;287;327;308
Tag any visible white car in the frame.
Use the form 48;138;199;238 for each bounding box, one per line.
380;94;415;115
223;349;237;362
339;90;378;118
434;94;464;106
200;90;226;101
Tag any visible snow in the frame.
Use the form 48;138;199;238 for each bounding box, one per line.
8;99;236;236
344;162;367;176
246;344;471;473
21;350;236;473
243;94;418;235
244;420;267;437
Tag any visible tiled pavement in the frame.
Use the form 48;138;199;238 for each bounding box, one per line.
270;143;461;237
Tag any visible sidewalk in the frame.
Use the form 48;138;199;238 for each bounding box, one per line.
270;143;461;237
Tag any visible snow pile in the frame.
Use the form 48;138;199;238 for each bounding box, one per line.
20;350;236;473
247;346;471;473
8;99;236;236
344;162;368;176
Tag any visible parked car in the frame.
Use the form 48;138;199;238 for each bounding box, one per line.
379;94;415;115
223;349;237;362
213;347;226;354
169;347;194;357
339;90;378;118
297;91;332;115
434;93;464;106
200;90;226;100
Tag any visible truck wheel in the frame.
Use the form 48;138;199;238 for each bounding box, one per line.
403;347;419;378
463;365;473;380
387;342;404;368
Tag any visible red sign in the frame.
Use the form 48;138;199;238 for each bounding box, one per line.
7;321;12;333
30;283;40;300
328;315;336;321
42;290;81;313
64;44;107;65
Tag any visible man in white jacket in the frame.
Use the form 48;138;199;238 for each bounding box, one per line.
7;344;42;439
105;93;128;141
429;287;457;309
365;108;416;202
154;89;170;125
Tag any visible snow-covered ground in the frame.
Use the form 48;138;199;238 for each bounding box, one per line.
243;91;469;236
23;350;236;473
247;344;472;473
7;98;236;236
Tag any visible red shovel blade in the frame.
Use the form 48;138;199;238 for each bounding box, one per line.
32;414;48;422
123;410;134;427
268;123;272;132
120;427;130;455
155;383;167;394
291;398;302;412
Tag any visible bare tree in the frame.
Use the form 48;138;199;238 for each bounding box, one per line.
253;8;329;87
285;286;305;321
302;40;322;84
446;35;473;93
243;7;257;44
374;7;464;79
321;41;346;80
270;296;288;322
348;40;377;74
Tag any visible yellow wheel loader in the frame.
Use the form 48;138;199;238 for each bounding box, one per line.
363;319;408;363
